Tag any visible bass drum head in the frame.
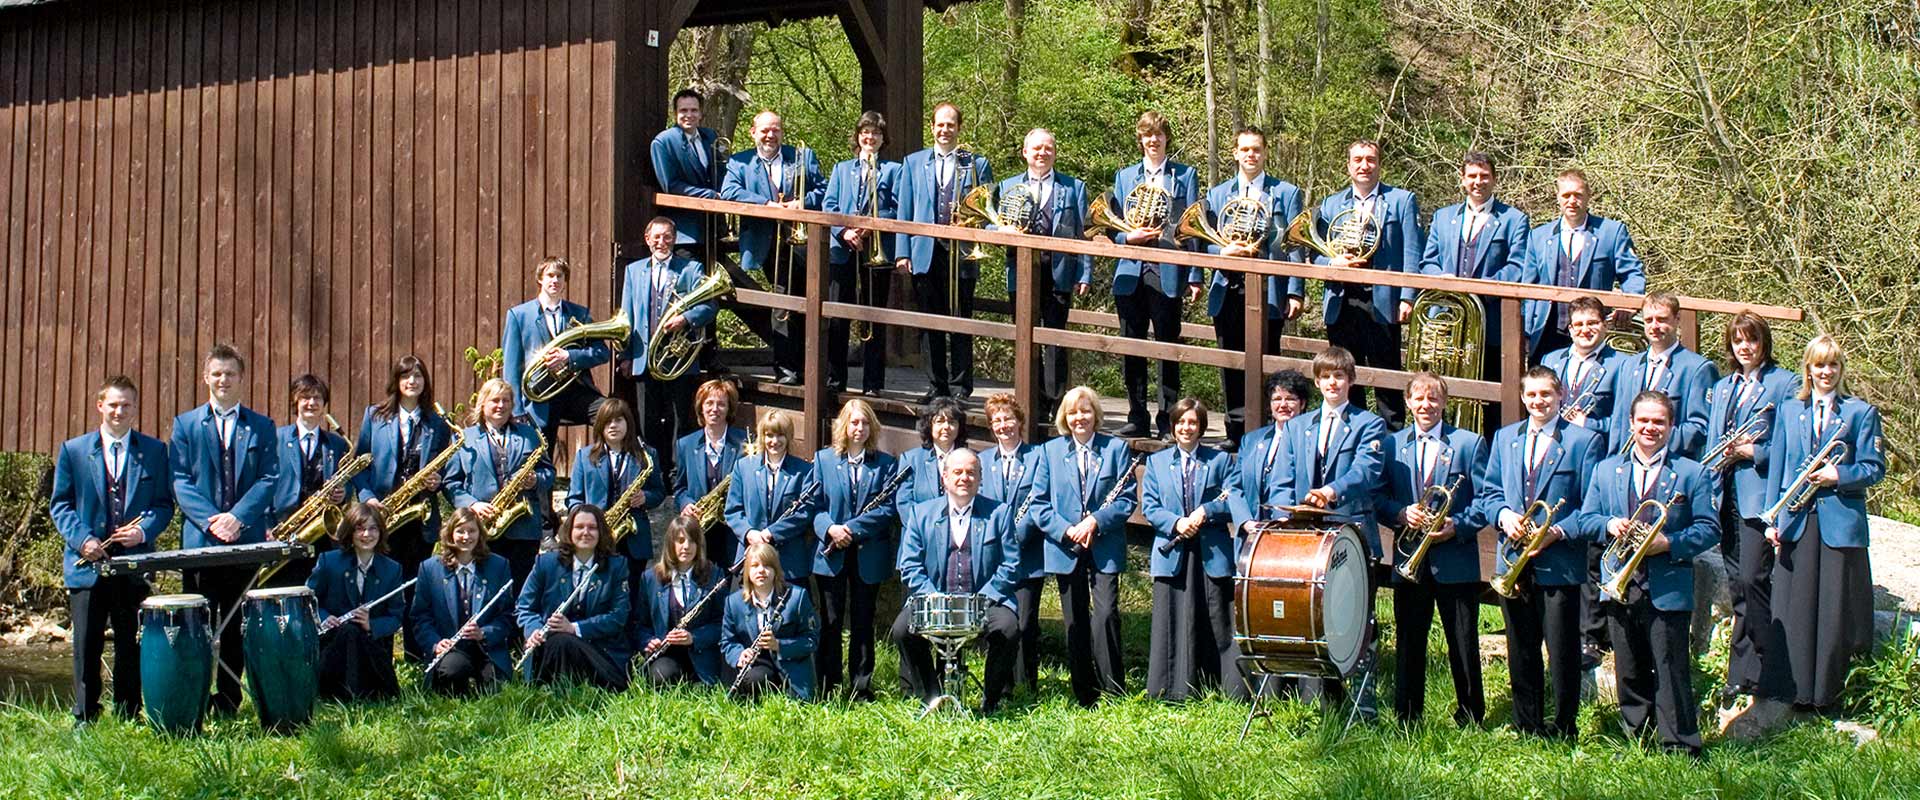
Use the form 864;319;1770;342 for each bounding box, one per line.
1321;525;1370;675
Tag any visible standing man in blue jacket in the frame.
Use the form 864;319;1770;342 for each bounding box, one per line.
621;216;719;477
1313;140;1423;428
1000;128;1090;419
1202;128;1306;445
1417;152;1530;383
649;89;724;264
1522;168;1645;360
721;109;825;386
893;103;992;404
1106;111;1200;438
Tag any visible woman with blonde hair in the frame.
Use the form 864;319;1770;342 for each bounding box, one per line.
448;377;554;583
723;409;819;582
808;398;899;700
721;541;819;700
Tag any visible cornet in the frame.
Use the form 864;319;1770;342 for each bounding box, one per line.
1489;499;1565;599
1761;423;1849;528
1598;491;1682;604
1701;403;1774;472
1394;476;1462;582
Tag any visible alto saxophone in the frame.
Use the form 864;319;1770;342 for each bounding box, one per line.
605;448;657;544
256;451;374;584
484;429;551;541
379;404;467;532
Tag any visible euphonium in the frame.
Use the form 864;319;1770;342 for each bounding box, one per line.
1085;182;1172;241
484;429;550;541
1173;196;1270;251
604;448;657;544
1283;203;1381;261
646;270;734;381
1598;491;1682;603
522;309;633;403
1404;290;1488;433
1761;425;1849;527
1393;476;1462;582
379;404;466;532
1489;499;1565;599
1701;403;1774;472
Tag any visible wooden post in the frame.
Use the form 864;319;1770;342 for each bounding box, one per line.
1500;298;1524;425
1243;268;1265;432
802;223;830;452
1013;246;1040;440
1679;308;1699;351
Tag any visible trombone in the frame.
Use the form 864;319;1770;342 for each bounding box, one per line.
852;152;886;342
771;139;810;325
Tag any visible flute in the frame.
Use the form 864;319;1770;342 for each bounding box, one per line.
515;564;602;673
423;582;514;676
316;577;419;635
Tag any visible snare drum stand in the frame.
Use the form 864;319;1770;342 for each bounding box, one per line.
919;631;982;719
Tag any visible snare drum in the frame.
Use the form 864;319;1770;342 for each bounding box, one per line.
907;593;989;641
138;594;212;735
242;586;320;730
1232;523;1370;678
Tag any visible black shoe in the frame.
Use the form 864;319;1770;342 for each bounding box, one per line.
917;388;950;404
1116;422;1148;438
825;380;846;393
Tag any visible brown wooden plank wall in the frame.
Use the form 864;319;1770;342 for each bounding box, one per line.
0;0;616;454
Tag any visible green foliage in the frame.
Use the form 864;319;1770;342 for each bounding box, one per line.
1847;613;1920;730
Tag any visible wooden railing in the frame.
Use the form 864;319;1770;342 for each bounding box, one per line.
652;193;1802;446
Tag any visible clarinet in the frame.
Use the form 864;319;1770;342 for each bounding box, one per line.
1156;482;1235;557
857;463;914;516
423;582;514;675
727;585;793;694
316;578;419;635
1068;452;1146;556
638;554;747;672
514;562;602;673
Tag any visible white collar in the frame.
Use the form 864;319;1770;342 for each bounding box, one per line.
1526;419;1553;436
704;428;728;447
1631;449;1667;471
1812;389;1839;405
933;145;957;158
486;424;511;439
1350;184;1377;202
1414;423;1444;440
1026;170;1054;184
1141;156;1168;174
1237;172;1264;190
1464;197;1492;215
209;400;239;418
296;420;323;439
948;501;975;518
1647;341;1679;362
99;427;130;450
1070;433;1096;450
573;556;596;572
538;297;564;313
1560;215;1590;234
400;406;422;422
1569;343;1600;361
1321;402;1349;419
355;554;375;572
750;588;776;608
997;442;1022;458
757;147;782;161
1175;443;1200;459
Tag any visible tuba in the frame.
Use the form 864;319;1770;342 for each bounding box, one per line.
646;270;734;381
1086;182;1172;241
1404;290;1488;432
1284;204;1381;262
522;309;632;403
1174;196;1270;251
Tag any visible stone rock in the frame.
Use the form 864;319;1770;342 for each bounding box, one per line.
1718;697;1798;741
0;614;69;645
1833;720;1880;746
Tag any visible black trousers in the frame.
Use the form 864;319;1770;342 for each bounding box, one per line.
493;538;540;589
1770;514;1873;709
1531;325;1574;367
1012;576;1045;690
890;602;1021;712
813;566;881;700
1300;564;1381;719
1327;296;1404;427
633;373;694;479
728;660;787;700
911;245;979;397
527;632;630;692
1145;557;1245;702
704;523;739;582
425;639;498;696
388;519;431;662
1609;598;1702;754
1722;512;1777;694
69;575;148;721
1391;574;1484;724
538;382;605;448
644;646;701;687
1056;562;1124;706
1502;582;1584;738
764;247;808;381
1214;284;1287;444
316;624;400;702
1116;283;1183;433
183;563;252;712
1581;543;1612;664
829;260;894;392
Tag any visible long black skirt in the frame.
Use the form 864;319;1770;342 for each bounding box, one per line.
1769;514;1874;708
316;625;400;702
528;632;631;692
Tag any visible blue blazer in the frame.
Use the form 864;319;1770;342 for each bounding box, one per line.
1375;425;1489;584
1540;344;1625;437
619;254;719;367
306;550;405;640
50;431;173;589
648;125;723;244
1311;184;1424;327
1575;455;1720;612
891;147;993;276
1706;366;1800;519
1107;160;1201;297
822;157;901;265
170;403;281;549
633;566;727;683
352;405;456;542
1028;434;1139;575
893;445;956;530
566;442;666;565
515;551;634;665
721;586;819;700
1765;396;1885;549
448;421;555;543
1603;346;1718;459
1520;216;1647;351
1201;175;1306;319
1228;423;1287;533
501;299;610;429
1473;418;1605;587
809;448;901;583
673;427;752;512
979;443;1045;581
722;454;819;578
1418;199;1530;353
410;554;515;674
899;496;1019;610
1141;445;1235;579
994;172;1093;294
719;145;825;271
270;424;354;524
1269;404;1389;556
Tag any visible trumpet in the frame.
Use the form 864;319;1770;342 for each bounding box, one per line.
646;269;734;381
1561;380;1601;423
1393;476;1462;582
852;153;885;342
1701;403;1774;472
1085;182;1172;241
1490;499;1565;599
1598;491;1683;604
1283;204;1380;262
1761;424;1849;528
782;139;812;247
522;309;632;403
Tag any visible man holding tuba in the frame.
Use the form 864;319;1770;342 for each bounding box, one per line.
1102;111;1200;439
621;217;720;478
822;112;901;395
721;109;824;386
1416;152;1531;383
1311;139;1424;429
893;103;992;404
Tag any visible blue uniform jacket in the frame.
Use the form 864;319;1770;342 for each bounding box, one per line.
1228;423;1288;533
501;299;611;429
1603;345;1718;459
893;445;956;531
1201;175;1306;319
1520;215;1647;351
822;157;901;265
170;403;281;549
1375;424;1489;584
1269;404;1388;557
1107;160;1201;298
719;145;826;271
899;495;1019;610
1540;344;1625;438
636;565;727;684
721;586;819;700
1765;396;1884;548
891;147;993;276
994;172;1093;294
649;125;723;244
1141;445;1236;579
1473;418;1605;587
1418;198;1530;353
566;442;666;565
1706;365;1800;519
270;424;354;524
722;454;819;578
673;426;751;512
1029;434;1139;575
516;551;634;665
448;421;555;543
49;430;173;589
352;405;456;543
410;553;515;674
619;254;719;367
979;443;1045;581
1311;184;1424;327
306;549;406;640
810;448;901;583
1575;455;1720;612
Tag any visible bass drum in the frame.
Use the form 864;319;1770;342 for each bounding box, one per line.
1232;523;1370;678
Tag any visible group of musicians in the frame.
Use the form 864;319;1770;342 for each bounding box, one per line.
43;95;1886;757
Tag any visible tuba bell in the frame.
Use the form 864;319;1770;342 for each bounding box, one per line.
1174;196;1270;251
522;309;633;403
647;269;735;381
1404;290;1488;432
1283;204;1381;262
1086;182;1173;241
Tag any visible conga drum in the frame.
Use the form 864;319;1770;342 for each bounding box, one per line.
242;586;320;730
138;594;212;735
1232;522;1370;678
